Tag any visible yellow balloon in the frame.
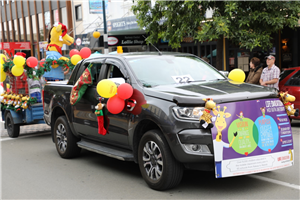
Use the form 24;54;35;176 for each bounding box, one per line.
93;31;101;38
11;65;24;77
228;69;246;83
71;54;82;65
13;56;26;67
0;71;6;82
96;79;117;98
0;54;7;65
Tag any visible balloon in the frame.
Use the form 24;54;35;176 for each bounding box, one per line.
80;47;91;59
0;70;6;82
39;58;46;67
71;54;82;65
69;49;80;57
0;54;6;64
96;79;117;98
26;56;38;68
228;69;246;83
13;56;26;67
107;95;125;114
117;83;133;100
93;31;101;38
11;65;24;77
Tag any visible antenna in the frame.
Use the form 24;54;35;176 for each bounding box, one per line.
142;35;162;55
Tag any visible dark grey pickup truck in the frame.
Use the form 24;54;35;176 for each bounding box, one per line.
43;52;277;190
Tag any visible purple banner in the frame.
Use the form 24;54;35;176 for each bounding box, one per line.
211;98;294;178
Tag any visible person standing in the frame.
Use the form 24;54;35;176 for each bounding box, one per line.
245;57;263;84
259;55;280;90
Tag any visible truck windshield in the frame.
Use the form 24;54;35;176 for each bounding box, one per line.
127;55;226;87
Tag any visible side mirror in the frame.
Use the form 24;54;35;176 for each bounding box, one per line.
219;70;229;77
108;77;125;86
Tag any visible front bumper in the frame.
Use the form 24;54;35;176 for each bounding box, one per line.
167;128;215;167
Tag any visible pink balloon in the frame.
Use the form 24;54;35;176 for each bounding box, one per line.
107;95;125;114
70;49;80;57
39;58;46;68
26;56;38;68
117;83;133;100
79;47;91;59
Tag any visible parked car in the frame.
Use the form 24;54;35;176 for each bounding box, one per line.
279;67;300;120
43;52;288;190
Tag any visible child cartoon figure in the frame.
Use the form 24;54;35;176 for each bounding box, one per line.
95;101;107;135
260;107;266;117
236;111;244;121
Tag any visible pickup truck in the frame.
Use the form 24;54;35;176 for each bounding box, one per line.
43;52;290;190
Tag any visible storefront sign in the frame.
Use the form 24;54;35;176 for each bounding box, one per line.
107;35;145;46
211;99;293;178
107;16;139;32
0;42;31;50
89;0;108;14
75;34;100;49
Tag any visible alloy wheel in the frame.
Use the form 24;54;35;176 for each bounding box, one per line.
142;141;163;180
56;123;67;153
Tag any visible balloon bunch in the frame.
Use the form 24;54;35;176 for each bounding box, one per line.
0;54;7;82
96;79;133;114
11;56;26;77
70;47;92;65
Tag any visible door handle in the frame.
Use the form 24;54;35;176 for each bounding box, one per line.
126;99;137;111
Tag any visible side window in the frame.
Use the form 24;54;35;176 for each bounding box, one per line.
90;63;103;85
279;69;295;82
107;65;125;79
286;71;300;86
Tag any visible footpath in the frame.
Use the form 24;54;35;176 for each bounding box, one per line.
0;113;50;137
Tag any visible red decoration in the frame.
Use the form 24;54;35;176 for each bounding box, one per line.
69;49;80;57
79;47;91;59
117;83;133;100
39;58;46;67
107;95;125;114
26;57;38;68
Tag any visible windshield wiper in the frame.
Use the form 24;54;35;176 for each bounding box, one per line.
187;80;206;83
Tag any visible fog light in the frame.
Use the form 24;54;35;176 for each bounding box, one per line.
192;144;200;151
183;144;211;154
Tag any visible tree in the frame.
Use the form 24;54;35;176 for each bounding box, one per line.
132;1;300;69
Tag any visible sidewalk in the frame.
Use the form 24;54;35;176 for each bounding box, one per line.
0;113;51;137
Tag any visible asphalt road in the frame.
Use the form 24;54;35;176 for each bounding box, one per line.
1;122;299;199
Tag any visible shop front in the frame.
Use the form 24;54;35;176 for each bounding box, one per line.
0;42;31;58
107;34;146;52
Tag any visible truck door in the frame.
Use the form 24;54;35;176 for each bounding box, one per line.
72;60;106;139
93;58;130;148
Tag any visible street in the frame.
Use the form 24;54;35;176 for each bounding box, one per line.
1;122;299;199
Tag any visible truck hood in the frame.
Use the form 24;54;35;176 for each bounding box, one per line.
143;80;278;106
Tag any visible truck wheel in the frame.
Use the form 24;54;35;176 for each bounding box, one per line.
5;112;20;138
53;116;81;158
138;129;183;190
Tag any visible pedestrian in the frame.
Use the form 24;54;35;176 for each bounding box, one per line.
259;55;280;90
245;57;262;84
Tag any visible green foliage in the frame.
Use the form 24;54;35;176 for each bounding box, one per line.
3;58;75;79
132;1;300;51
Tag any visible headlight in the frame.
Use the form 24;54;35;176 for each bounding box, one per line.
172;106;204;120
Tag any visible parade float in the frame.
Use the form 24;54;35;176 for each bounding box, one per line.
0;22;81;138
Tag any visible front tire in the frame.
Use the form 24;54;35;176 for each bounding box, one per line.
5;112;20;138
138;129;183;190
53;116;81;158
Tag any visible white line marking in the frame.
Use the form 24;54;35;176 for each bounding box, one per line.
0;132;50;142
249;174;300;190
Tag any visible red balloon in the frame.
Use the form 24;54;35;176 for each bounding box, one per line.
107;95;125;114
117;83;133;100
70;49;80;57
26;56;38;68
79;47;91;59
39;58;46;68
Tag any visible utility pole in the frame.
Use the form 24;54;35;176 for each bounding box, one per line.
102;0;108;54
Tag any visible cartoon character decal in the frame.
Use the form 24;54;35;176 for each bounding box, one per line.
212;106;237;178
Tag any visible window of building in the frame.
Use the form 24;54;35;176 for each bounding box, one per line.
61;7;68;27
75;5;82;21
53;9;59;23
8;21;12;41
19;18;24;41
25;17;30;41
31;15;37;42
3;22;7;42
14;19;18;41
38;13;44;41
